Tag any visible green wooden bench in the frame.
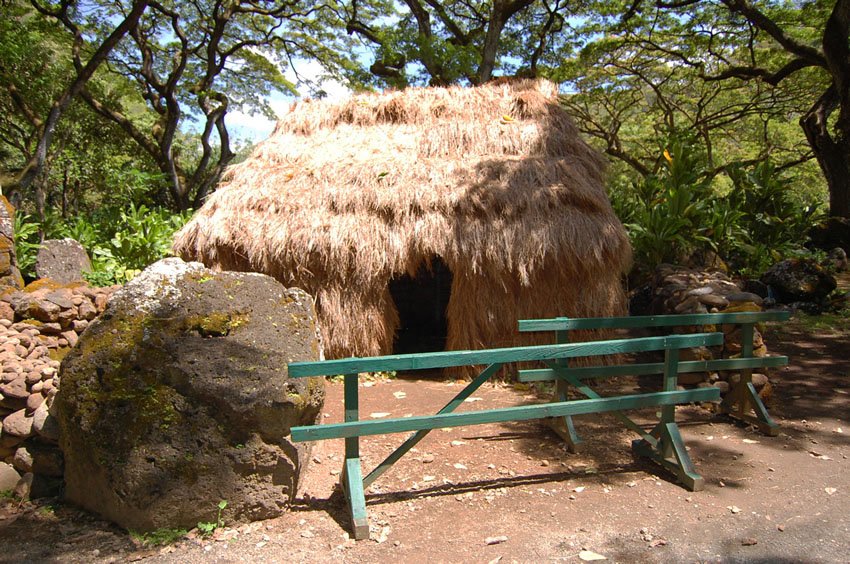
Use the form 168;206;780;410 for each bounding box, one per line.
289;332;725;540
517;311;791;454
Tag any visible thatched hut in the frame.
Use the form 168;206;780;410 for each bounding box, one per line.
173;79;632;360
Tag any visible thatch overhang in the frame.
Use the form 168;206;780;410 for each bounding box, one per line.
174;79;632;359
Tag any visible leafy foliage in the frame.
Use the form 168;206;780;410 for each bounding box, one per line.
612;131;823;277
197;500;228;537
130;528;188;547
14;199;190;286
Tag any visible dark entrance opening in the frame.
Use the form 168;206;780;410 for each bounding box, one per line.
388;256;453;354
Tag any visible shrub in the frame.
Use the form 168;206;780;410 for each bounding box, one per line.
13;205;191;286
611;132;824;278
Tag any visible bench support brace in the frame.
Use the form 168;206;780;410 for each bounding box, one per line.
632;421;704;491
719;323;779;436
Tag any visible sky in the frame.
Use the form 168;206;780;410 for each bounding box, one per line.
225;59;352;144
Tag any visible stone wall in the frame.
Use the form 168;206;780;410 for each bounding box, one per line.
0;196;23;290
0;280;118;496
644;265;774;397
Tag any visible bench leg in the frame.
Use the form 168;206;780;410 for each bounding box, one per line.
548;379;582;452
632;347;704;491
341;373;369;540
548;331;582;453
340;457;370;540
632;422;704;492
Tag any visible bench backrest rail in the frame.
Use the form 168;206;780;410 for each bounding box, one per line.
288;333;724;377
517;311;790;332
517;310;791;437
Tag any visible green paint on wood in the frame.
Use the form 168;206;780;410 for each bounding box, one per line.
518;356;788;382
291;388;720;442
518;311;790;332
289;333;723;377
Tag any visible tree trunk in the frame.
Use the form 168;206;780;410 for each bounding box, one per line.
801;86;850;218
16;0;149;193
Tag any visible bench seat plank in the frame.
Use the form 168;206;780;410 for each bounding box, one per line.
518;355;789;382
291;388;720;442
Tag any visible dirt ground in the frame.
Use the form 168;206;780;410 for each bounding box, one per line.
1;315;848;563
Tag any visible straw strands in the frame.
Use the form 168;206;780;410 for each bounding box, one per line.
174;79;632;359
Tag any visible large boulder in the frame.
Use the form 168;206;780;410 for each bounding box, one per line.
761;258;837;304
34;239;92;283
54;258;325;531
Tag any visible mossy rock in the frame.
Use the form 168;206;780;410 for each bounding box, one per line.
54;258;325;532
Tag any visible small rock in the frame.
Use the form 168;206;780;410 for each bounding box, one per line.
727;292;764;305
741;538;758;546
649;539;667;548
485;536;508;545
698;293;729;308
0;461;21;491
32;400;60;441
728;506;741;514
13;472;33;500
0;376;29;399
578;550;606;561
78;301;97;320
421;454;435;464
38;322;63;335
2;408;34;438
61;330;79;348
12;446;33;473
26;392;45;413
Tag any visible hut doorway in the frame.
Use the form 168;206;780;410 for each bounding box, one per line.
389;256;453;354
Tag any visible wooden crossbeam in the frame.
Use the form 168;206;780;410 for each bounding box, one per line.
518;356;789;383
518;311;790;332
288;333;723;377
290;388;720;442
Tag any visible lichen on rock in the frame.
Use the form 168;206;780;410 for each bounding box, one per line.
54;258;325;531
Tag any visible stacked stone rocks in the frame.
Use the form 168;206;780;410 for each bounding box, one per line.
0;280;118;496
646;265;772;397
0;196;23;290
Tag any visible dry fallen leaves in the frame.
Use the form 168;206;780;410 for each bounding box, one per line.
741;538;758;546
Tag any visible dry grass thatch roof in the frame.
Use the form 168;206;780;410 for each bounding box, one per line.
174;79;632;358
